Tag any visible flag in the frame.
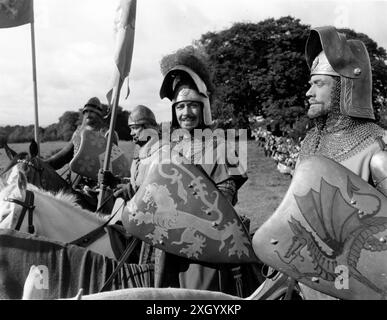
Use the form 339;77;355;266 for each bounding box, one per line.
0;0;33;28
106;0;137;107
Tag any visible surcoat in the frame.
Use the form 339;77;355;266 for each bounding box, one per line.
154;134;249;295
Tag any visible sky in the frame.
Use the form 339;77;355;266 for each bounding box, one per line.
0;0;386;127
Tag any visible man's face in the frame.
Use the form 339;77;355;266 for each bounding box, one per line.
83;110;101;127
130;124;144;144
174;101;202;131
305;75;336;119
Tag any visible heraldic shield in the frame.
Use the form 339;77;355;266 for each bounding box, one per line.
69;130;131;181
253;155;387;300
121;160;258;265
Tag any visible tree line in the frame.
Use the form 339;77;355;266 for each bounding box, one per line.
2;16;386;143
197;16;387;139
0;105;132;143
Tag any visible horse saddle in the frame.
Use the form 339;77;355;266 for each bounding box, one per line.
70;129;131;181
253;155;387;300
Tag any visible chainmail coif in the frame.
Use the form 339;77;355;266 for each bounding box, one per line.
299;77;384;163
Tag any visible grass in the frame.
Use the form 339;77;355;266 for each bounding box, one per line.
234;140;291;233
0;140;291;232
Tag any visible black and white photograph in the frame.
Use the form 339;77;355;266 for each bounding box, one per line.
0;0;387;307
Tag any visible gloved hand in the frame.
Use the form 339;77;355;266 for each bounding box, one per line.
97;169;120;189
114;183;134;202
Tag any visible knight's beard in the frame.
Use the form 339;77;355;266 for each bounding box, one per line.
309;77;344;132
134;136;148;147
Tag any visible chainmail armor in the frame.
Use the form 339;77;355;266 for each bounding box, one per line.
299;78;384;163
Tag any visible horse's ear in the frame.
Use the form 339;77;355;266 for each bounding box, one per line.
29;140;39;158
17;170;27;191
0;136;17;160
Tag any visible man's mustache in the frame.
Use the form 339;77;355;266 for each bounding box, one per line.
180;115;197;120
308;99;322;105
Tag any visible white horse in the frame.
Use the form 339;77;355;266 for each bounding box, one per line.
0;170;123;260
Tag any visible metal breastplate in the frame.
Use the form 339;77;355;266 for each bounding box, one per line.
299;120;385;163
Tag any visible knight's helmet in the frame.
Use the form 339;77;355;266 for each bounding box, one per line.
82;97;104;117
305;26;375;120
159;46;214;128
128;105;157;127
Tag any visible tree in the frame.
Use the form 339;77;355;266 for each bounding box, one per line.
57;111;80;141
197;16;387;138
103;105;132;141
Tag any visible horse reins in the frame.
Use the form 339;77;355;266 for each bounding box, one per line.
5;189;36;234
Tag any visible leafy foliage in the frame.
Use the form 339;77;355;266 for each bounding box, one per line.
197;16;387;138
0;105;132;143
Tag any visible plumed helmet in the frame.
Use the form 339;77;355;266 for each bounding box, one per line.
82;97;104;117
159;46;214;127
305;26;374;120
128;105;157;127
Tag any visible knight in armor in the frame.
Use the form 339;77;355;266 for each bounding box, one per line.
154;46;254;296
98;104;164;203
271;26;387;300
98;104;167;263
299;26;387;196
45;97;118;211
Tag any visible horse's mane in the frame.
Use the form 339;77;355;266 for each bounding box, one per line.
0;183;109;223
31;185;109;222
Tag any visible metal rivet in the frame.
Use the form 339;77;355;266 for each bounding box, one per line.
311;277;319;283
351;199;356;205
192;191;197;196
354;68;361;76
270;239;279;245
188;184;193;188
380;237;386;243
159;240;164;245
212;222;218;227
205;210;211;215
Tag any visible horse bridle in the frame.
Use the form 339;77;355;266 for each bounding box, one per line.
4;189;36;234
18;159;45;188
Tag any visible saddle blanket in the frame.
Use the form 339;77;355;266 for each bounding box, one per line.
0;229;154;299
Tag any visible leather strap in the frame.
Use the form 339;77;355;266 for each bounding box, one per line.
8;190;35;234
70;198;124;247
99;238;140;292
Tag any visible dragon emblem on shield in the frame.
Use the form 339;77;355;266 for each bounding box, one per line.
276;176;387;296
126;162;253;262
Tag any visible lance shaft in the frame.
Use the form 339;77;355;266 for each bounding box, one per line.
30;19;40;156
97;78;123;209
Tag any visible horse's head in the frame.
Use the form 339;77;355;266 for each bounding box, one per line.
2;140;70;193
0;169;29;230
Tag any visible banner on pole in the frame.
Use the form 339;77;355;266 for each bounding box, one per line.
0;0;33;28
106;0;137;107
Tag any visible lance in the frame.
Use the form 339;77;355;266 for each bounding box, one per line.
97;0;137;209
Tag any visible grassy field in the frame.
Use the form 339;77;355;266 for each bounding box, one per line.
0;140;291;232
